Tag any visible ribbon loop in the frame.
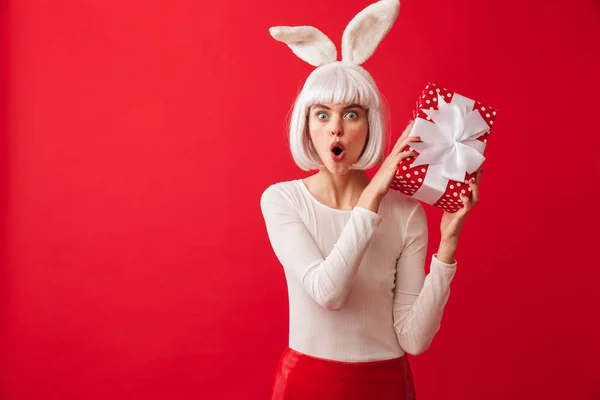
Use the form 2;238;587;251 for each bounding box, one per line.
417;93;489;181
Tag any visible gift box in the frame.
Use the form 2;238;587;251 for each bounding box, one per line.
390;82;497;213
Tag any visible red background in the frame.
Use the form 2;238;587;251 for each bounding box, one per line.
2;0;599;399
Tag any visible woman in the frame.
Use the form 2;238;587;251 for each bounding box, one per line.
261;1;482;398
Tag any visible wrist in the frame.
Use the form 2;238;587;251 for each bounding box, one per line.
440;236;459;247
436;240;458;264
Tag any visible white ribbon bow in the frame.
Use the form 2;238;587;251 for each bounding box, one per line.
408;92;490;205
411;93;489;182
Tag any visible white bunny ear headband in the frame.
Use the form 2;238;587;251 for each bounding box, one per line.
269;0;400;68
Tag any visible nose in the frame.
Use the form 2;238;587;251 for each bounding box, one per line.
329;119;343;137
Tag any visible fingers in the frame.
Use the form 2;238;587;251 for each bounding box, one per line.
386;123;420;177
398;150;417;161
392;135;421;156
399;119;415;141
467;169;481;206
388;150;415;168
392;120;417;153
459;192;472;214
455;169;483;215
386;150;416;174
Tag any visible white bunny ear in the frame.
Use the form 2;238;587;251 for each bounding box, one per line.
341;0;400;65
269;26;337;67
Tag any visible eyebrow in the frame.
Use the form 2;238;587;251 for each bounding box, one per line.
312;103;365;110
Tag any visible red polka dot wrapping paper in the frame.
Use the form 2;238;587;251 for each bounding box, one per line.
390;82;497;213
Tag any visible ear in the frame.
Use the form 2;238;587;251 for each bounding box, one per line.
341;0;400;65
269;26;337;67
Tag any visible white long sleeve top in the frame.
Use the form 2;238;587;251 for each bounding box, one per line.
260;179;457;362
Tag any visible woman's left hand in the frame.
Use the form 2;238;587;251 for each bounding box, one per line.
439;168;483;245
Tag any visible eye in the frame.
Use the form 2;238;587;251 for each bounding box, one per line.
316;111;328;120
345;111;359;119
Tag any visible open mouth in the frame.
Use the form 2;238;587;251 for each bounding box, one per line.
330;142;346;161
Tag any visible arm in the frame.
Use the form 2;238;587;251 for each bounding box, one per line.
260;185;382;311
392;203;457;355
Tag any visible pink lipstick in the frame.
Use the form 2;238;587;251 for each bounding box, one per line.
330;142;346;162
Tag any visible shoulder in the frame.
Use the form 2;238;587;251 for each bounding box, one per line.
260;179;304;210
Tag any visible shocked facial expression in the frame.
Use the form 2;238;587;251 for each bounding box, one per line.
307;103;369;174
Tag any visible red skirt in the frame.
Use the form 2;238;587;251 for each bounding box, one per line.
271;347;416;400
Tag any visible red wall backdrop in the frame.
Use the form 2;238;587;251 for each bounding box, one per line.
1;0;599;399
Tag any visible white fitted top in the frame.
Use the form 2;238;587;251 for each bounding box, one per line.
260;179;457;362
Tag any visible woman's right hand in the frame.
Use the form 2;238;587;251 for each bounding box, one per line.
366;120;421;200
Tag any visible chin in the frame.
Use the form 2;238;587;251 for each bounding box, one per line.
322;161;354;175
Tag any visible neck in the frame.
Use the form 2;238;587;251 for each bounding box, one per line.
305;168;371;210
